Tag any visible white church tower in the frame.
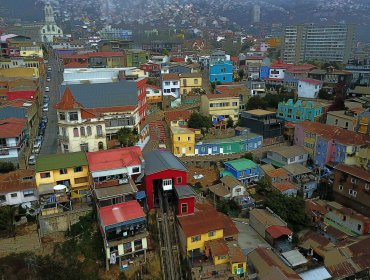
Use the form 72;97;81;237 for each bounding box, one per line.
40;2;63;43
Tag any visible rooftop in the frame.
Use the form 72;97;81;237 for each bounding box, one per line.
205;92;239;100
87;147;142;172
272;182;298;192
250;208;286;228
334;163;370;182
99;200;145;228
268;145;307;158
266;225;293;239
266;168;289;179
0;169;35;193
198;133;262;145
164;110;191;122
205;238;229;256
35;152;88;173
177;203;238;237
94;179;138;199
220;175;242;188
283;163;311;176
162;73;179;81
175;185;196;199
143;150;187;175
0;118;26;138
299;78;323;85
170;126;194;135
245;109;275;116
224;158;258;172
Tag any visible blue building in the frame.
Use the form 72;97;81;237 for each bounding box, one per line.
209;61;233;83
195;132;263;156
220;158;260;184
260;65;270;80
277;99;324;123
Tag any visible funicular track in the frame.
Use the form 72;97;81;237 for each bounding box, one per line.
157;191;183;280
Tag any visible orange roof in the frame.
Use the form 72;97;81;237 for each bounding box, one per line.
216;84;248;95
334;163;370;182
205;239;229;256
272;182;298;192
266;168;289;179
178;203;239;238
298;121;370;146
80;108;98;119
54;87;83;110
0;118;26;138
0;169;36;193
266;225;292;239
164;110;191;122
162;73;179;81
206;92;239;100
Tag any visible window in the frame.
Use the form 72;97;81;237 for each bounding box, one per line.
358;224;362;231
96;125;103;137
290;157;295;162
74;166;83;173
345;122;349;129
212;146;217;152
63;144;69;153
351;178;358;184
86;126;92;136
80;127;86;136
59;168;67;175
218;255;226;260
59;112;66;121
163;179;172;187
221;68;226;73
194;79;198;84
40;172;51;178
299;155;304;160
232;102;238;106
339;185;343;191
80;143;88;152
68;112;78;121
365;183;369;191
10;193;18;198
208;231;215;237
181;203;188;214
173;81;178;85
235;188;242;193
73;128;79;137
132;167;140;173
165;82;170;86
0;195;5;202
23;190;34;197
177;136;181;141
191;235;201;242
177;177;182;184
74;177;88;184
188;147;192;151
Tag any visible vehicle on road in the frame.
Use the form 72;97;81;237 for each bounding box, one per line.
43;103;49;112
46;76;51;82
28;154;36;165
42;116;48;123
39;128;45;136
32;146;41;154
47;67;52;72
45;86;50;92
43;95;50;102
33;136;43;148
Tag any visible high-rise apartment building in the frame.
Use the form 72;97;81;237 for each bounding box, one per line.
283;24;355;64
251;5;261;24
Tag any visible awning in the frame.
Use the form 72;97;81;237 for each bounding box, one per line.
38;183;55;195
136;191;146;200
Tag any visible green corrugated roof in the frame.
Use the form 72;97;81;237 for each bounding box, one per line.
225;158;257;172
35;152;88;172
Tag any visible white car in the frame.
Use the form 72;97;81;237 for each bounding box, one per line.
47;67;52;71
28;155;36;165
43;104;49;112
46;77;51;82
45;87;50;92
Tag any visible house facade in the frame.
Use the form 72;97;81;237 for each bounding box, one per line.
162;73;180;99
209;61;233;83
282;163;318;198
201;93;240;124
179;73;202;95
277;99;325;123
170;126;196;156
0;169;38;206
221;158;260;184
297;79;323;99
266;145;308;167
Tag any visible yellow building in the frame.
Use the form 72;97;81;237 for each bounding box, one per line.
357;113;369;135
201;93;240;124
0;67;40;79
170;126;196;156
19;45;44;58
179;73;203;95
35;152;90;199
303;131;318;155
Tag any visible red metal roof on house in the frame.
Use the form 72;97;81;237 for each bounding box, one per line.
171;57;185;62
87;52;124;58
266;225;292;239
0;118;26;138
334;163;370;182
164;110;191;122
54;87;83;110
64;61;89;68
205;92;239;99
299;78;322;85
0;169;36;193
87;146;142;172
272;182;298;192
99;200;145;227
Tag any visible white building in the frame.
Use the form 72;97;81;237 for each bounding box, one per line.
162;73;180;99
0;170;38;206
0;118;27;166
40;3;63;43
298;79;323;99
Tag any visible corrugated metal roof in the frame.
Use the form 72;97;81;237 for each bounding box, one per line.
299;267;331;280
0;107;27;119
143;150;187;175
175;185;196;198
59;80;139;108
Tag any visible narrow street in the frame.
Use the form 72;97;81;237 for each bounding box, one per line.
39;51;63;155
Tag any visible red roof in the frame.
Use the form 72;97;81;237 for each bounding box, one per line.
0;118;26;138
272;182;298;192
164;110;191;122
54;87;83;110
99;200;145;227
230;56;238;63
64;61;88;68
171;57;185;63
87;146;143;172
299;78;322;85
270;59;291;69
80;108;98;119
266;225;292;239
0;169;36;193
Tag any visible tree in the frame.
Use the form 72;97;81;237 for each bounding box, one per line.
246;96;267;110
0;162;15;174
117;127;139;147
318;88;333;100
186;58;192;64
243;152;254;161
328;96;346;111
188;112;212;131
227;117;234;128
0;206;17;237
146;77;160;87
256;177;272;196
238;69;244;80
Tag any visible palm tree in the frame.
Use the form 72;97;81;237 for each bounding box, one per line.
0;206;17;237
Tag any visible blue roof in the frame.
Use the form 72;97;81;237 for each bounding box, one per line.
0;107;27;119
135;191;146;200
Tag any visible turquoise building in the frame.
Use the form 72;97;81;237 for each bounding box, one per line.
277;99;324;123
220;158;260;184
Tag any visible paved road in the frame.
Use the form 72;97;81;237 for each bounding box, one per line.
39;51;63;155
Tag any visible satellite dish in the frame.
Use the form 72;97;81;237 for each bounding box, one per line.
53;184;67;191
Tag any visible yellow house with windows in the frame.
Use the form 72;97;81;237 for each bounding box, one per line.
35;152;90;199
179;73;203;95
201;93;240;124
170;126;196;156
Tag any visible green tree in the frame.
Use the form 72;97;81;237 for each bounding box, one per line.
243;152;254;161
256;177;272;196
117;127;139;147
0;206;17;237
146;77;160;87
188;112;212;131
227;117;234;128
246;96;267;110
238;69;245;80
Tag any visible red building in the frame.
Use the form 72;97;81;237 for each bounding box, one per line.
140;62;161;76
143;150;191;210
174;185;196;216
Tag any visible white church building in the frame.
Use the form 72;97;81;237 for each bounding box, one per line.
40;2;63;43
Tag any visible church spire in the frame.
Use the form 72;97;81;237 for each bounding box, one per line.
44;2;55;24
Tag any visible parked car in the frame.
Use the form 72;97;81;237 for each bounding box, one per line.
32;146;40;154
28;154;36;165
43;106;49;112
43;96;50;102
39;128;45;136
45;87;50;92
47;67;52;72
46;76;51;82
39;121;46;129
42;116;48;123
34;136;43;147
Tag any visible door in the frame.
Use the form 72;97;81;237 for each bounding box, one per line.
182;147;186;154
